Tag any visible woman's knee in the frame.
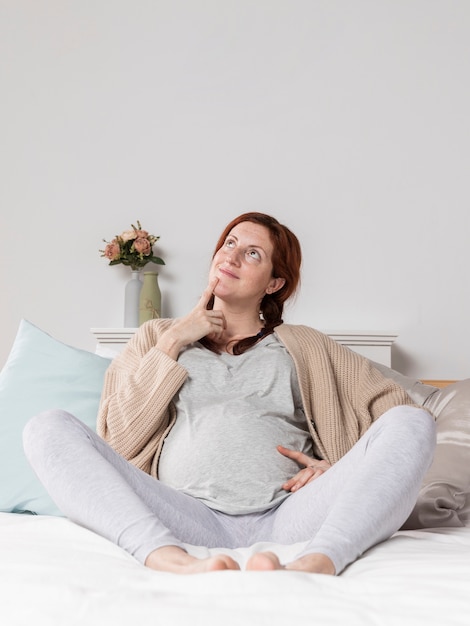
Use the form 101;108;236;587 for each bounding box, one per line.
380;405;437;457
23;409;80;461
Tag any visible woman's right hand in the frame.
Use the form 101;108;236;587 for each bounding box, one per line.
156;277;226;359
277;445;331;492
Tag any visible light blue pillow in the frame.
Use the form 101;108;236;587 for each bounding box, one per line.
0;320;111;516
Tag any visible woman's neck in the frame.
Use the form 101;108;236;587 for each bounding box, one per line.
217;307;263;337
211;301;264;349
220;318;264;342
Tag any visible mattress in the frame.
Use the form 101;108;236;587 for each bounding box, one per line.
1;512;469;626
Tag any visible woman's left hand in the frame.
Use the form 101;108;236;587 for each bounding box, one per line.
277;445;331;492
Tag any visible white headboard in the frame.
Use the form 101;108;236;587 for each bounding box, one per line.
90;328;397;366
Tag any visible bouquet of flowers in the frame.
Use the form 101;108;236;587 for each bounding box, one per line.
100;221;165;271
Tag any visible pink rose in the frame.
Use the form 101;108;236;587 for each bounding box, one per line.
134;229;149;239
134;237;151;256
104;241;121;261
120;230;137;242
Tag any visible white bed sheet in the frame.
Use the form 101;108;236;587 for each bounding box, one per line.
1;512;469;626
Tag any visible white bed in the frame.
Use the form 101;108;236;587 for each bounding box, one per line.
1;512;470;626
1;320;470;625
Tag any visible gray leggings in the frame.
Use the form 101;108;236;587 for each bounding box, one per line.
23;406;435;574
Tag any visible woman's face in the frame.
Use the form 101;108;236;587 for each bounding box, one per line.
209;221;285;308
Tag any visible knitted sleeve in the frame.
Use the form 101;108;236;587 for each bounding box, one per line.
96;319;188;473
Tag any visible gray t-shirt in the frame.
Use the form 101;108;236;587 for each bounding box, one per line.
157;334;313;514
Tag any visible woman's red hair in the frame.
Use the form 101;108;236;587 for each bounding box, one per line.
203;212;302;354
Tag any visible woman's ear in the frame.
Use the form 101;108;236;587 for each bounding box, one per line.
266;277;286;295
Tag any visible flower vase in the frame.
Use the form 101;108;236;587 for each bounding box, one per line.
139;272;161;325
124;271;142;328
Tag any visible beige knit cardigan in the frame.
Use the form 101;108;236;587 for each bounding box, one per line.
97;320;415;477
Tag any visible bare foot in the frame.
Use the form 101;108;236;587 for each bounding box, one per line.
285;552;336;575
246;551;335;575
145;545;240;574
246;551;282;571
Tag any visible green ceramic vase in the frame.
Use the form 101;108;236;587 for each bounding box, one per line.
139;271;161;324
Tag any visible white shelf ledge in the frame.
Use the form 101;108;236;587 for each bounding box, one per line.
90;328;138;345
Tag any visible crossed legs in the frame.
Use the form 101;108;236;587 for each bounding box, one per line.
23;405;435;575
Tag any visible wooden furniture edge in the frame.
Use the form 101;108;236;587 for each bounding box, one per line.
421;380;457;388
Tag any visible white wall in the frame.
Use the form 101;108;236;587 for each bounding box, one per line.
1;0;469;379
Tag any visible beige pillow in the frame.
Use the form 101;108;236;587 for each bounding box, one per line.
371;363;470;528
403;379;470;528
